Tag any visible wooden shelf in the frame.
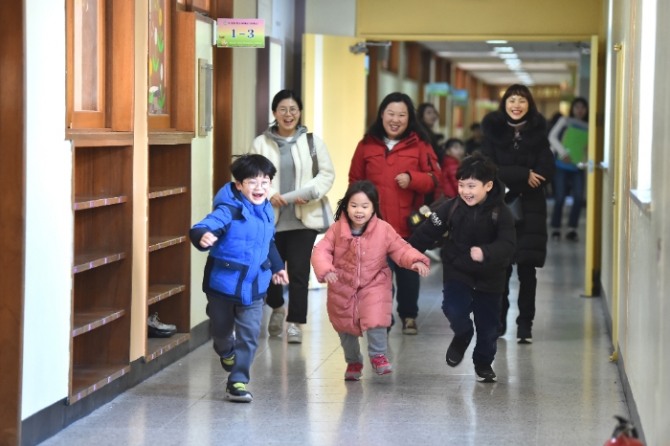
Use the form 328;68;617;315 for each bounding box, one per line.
148;284;186;306
145;333;190;363
67;129;134;147
69;364;131;405
148;186;187;199
148;235;187;252
74;194;128;210
73;251;126;274
72;308;126;337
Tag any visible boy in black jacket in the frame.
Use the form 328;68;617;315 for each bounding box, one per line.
409;152;516;382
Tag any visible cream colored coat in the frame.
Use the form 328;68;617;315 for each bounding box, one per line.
311;215;430;336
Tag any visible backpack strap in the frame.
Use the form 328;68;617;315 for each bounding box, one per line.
307;132;318;178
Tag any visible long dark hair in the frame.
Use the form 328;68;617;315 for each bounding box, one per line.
569;97;589;122
366;92;430;143
334;180;382;223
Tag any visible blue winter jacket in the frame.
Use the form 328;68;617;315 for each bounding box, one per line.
189;183;284;305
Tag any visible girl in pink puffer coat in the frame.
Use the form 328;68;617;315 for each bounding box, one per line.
311;181;430;381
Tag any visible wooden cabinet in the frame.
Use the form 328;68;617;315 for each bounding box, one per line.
69;132;133;404
145;133;193;361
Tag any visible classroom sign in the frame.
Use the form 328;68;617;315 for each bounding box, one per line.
217;18;265;48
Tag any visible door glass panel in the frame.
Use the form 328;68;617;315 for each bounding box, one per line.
148;0;168;115
73;0;101;112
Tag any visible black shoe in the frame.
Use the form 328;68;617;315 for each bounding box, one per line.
475;364;497;383
517;325;532;344
566;230;579;242
551;230;561;241
225;382;253;403
220;353;235;372
147;312;177;338
446;331;473;367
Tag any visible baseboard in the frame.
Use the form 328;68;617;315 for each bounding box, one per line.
21;320;210;446
598;284;646;444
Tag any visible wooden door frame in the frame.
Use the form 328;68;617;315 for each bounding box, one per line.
0;1;25;443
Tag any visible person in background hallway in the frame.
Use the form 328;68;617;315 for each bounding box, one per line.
189;154;289;403
409;153;516;383
440;138;466;199
417;102;445;158
349;92;441;335
480;84;554;344
465;122;483;155
311;180;430;381
548;97;589;242
249;89;335;344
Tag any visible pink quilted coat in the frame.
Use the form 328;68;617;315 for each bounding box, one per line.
311;215;430;336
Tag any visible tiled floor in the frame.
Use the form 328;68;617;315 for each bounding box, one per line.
41;223;629;445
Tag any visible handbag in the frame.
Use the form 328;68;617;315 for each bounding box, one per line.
505;192;524;224
307;133;334;233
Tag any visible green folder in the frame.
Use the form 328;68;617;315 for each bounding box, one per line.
561;125;588;163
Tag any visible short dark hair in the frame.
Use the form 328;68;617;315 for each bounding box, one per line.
335;180;382;222
456;152;497;184
230;154;277;182
499;84;538;116
366;92;430;143
443;138;464;152
270;89;303;127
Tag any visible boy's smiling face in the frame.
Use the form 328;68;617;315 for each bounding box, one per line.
235;175;272;205
458;177;493;206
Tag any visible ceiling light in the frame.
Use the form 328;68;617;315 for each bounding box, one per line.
493;46;515;53
486;40;508;44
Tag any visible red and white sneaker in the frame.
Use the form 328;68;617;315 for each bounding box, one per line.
370;354;393;375
344;362;363;381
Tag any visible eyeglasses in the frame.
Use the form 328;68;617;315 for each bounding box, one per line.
243;179;272;189
276;107;300;116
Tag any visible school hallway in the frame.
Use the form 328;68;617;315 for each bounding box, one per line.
40;218;630;446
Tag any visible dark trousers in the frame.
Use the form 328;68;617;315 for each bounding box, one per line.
389;258;421;319
501;264;537;330
551;167;585;229
265;229;318;324
442;279;501;366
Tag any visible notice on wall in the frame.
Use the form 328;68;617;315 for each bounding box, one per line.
216;18;265;48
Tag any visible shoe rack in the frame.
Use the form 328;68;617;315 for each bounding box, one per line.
145;134;192;362
70;132;133;404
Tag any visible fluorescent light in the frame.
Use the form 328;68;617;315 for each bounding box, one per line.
493;46;515;53
486;40;508;44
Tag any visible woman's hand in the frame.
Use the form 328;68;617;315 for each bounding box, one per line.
395;173;411;189
294;198;308;205
528;170;546;188
470;246;484;262
270;193;288;207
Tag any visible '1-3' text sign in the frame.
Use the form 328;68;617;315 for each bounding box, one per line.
217;18;265;48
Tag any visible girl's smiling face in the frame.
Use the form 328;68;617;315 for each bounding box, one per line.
505;94;529;121
382;101;409;139
346;191;374;230
458;177;493;207
235;175;272;205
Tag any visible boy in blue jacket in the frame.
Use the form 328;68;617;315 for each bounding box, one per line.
409;153;516;382
190;154;288;402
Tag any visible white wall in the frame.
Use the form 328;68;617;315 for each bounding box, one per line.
22;0;72;418
190;18;216;328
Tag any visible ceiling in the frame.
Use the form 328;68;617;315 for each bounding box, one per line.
419;40;590;87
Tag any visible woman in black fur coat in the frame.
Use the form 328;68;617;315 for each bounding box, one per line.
480;84;555;344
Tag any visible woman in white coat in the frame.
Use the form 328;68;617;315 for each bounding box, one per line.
249;89;335;343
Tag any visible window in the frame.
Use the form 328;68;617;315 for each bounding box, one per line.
148;0;171;129
67;0;105;128
636;0;656;193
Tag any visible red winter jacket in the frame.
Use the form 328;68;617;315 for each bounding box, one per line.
348;132;440;238
311;215;430;336
440;155;460;199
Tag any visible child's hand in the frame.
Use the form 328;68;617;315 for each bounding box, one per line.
411;262;430;277
199;232;218;248
272;270;289;285
323;272;338;283
470;246;484;262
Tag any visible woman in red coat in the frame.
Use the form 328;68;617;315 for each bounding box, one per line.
348;92;440;335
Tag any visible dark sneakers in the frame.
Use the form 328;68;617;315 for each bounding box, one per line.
446;331;474;367
220;353;235;372
475;364;497;383
226;382;253;403
517;325;532;344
